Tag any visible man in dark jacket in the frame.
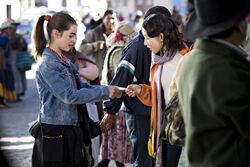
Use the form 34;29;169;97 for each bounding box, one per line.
178;0;250;166
101;6;171;167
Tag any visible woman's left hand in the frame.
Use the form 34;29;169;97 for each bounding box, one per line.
125;84;141;97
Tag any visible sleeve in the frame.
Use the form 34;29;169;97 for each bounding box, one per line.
169;57;185;97
137;84;152;106
104;42;148;114
88;118;101;138
79;31;95;54
39;61;109;104
78;60;98;81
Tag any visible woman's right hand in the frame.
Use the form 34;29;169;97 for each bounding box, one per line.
126;84;141;97
108;86;123;99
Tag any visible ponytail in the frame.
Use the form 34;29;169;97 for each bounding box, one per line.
33;15;47;59
33;12;77;59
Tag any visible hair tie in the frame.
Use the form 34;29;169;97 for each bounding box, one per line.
44;15;51;21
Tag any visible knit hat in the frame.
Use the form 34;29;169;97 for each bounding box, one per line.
116;21;135;36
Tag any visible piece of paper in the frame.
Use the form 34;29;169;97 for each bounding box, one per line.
117;87;126;91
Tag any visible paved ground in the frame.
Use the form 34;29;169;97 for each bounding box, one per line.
0;64;187;167
0;65;38;167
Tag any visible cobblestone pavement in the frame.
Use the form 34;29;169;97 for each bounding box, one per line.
0;64;188;167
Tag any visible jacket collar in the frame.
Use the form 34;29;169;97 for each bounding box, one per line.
195;38;250;62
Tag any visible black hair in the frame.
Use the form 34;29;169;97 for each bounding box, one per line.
103;9;116;18
144;6;171;19
143;13;182;53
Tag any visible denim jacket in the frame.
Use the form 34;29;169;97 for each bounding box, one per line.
36;48;109;125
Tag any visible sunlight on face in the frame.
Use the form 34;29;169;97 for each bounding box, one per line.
142;28;163;54
103;13;117;31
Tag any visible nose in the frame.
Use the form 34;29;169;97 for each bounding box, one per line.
144;40;147;46
72;36;77;44
110;19;115;24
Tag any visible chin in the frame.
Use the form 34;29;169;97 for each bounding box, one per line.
63;48;71;52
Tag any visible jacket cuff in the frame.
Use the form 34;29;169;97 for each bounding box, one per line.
103;101;117;115
100;85;109;100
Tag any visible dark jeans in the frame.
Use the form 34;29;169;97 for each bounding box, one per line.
125;112;153;167
161;140;182;167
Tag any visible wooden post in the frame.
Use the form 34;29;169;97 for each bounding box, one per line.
6;4;11;19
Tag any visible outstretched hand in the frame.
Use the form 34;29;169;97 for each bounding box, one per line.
108;85;124;99
126;84;141;97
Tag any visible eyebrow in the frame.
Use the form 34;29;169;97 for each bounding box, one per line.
70;33;76;36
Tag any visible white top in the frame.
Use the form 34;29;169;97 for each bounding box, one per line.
161;53;182;105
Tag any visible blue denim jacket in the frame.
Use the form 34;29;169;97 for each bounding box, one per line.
36;48;109;125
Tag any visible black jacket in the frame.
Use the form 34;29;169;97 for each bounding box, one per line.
104;31;152;116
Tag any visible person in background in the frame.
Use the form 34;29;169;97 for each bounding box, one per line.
0;48;7;108
133;10;144;33
32;12;123;167
0;20;17;103
8;19;28;99
98;21;136;167
178;0;250;166
79;9;118;78
101;6;172;167
126;13;185;167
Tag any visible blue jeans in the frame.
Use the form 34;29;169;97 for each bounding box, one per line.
125;112;153;167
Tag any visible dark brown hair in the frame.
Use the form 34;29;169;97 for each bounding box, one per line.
33;12;77;58
143;13;182;53
103;9;116;18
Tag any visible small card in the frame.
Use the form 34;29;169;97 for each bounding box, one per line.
117;87;126;91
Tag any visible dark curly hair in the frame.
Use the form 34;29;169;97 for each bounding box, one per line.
142;13;183;54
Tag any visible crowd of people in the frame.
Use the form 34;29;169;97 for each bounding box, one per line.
1;0;250;167
0;18;32;109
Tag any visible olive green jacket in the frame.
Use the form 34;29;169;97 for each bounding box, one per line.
178;39;250;167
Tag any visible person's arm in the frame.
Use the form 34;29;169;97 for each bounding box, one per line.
78;60;99;81
104;40;150;114
79;27;105;54
39;60;109;104
126;83;152;106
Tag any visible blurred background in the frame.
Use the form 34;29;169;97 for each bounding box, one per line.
0;0;189;50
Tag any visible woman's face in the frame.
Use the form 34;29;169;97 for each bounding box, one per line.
142;28;163;54
57;24;77;52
